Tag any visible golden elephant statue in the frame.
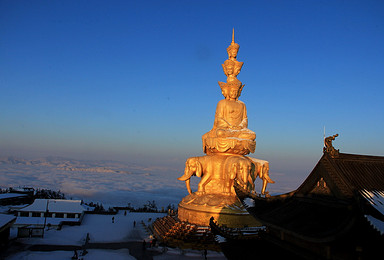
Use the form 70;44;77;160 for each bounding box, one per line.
248;158;275;195
178;155;227;195
223;156;254;195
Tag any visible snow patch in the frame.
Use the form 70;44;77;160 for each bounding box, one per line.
243;197;254;207
6;249;135;260
364;215;384;235
18;199;85;213
360;190;384;215
360;190;384;236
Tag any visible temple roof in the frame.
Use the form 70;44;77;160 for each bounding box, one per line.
235;151;384;241
296;152;384;198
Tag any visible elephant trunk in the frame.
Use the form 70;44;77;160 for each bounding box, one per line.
178;163;193;194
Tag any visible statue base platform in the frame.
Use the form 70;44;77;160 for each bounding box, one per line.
203;136;256;155
178;193;261;228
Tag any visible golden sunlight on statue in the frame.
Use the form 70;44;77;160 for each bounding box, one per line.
177;29;274;227
214;82;255;139
223;29;243;78
249;158;275;196
202;31;256;155
223;156;254;195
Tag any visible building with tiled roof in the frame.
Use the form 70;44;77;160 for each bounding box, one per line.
14;199;86;234
217;136;384;259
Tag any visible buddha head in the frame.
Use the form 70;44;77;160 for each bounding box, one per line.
219;78;243;100
222;59;235;77
229;85;239;100
227;28;240;60
227;79;243;100
227;44;239;60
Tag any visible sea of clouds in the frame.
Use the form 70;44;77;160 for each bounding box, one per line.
0;156;300;208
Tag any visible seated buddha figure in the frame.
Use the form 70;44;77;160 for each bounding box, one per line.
214;81;256;140
202;79;256;154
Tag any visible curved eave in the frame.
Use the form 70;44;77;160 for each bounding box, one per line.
234;181;296;202
209;216;261;241
235;182;357;243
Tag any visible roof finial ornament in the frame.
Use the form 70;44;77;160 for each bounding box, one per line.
324;134;340;158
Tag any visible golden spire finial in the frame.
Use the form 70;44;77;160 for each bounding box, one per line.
222;28;243;89
227;28;239;54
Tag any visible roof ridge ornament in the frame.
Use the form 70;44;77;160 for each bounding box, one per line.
324;134;340;158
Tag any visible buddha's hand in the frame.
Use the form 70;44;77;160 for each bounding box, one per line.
231;125;242;130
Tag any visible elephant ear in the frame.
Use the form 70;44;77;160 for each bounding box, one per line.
230;163;237;179
178;160;194;181
195;161;203;177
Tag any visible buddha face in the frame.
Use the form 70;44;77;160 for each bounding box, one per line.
227;46;239;59
223;59;235;77
229;87;239;100
226;64;234;75
230;47;238;58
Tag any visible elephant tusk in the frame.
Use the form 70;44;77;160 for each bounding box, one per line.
185;179;192;194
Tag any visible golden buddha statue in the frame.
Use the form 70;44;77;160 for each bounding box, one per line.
202;30;256;155
177;29;273;227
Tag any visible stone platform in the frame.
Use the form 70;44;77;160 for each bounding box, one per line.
178;193;261;228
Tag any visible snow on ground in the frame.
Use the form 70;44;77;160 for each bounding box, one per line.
154;247;226;259
7;244;226;260
7;249;135;260
13;211;166;245
7;211;226;259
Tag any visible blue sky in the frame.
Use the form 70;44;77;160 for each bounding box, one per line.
1;0;384;188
